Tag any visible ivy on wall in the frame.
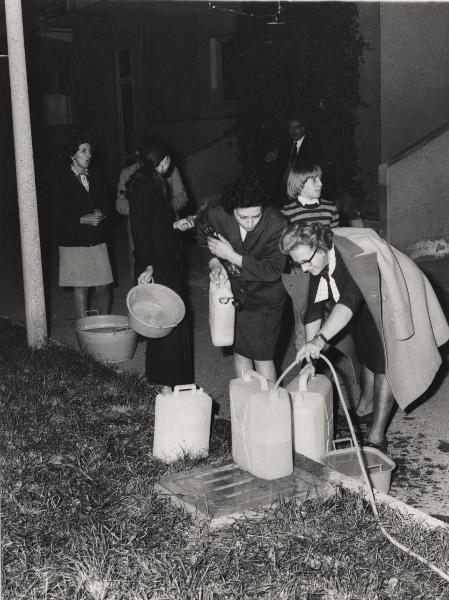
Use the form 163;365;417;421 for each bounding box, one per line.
231;1;367;205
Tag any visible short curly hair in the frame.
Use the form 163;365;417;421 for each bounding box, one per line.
280;222;334;255
63;130;92;162
221;174;270;215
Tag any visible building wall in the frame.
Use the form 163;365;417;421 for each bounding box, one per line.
134;8;239;205
376;3;449;249
357;1;449;238
379;3;449;163
380;127;449;251
355;2;381;218
183;134;240;208
156;117;239;207
0;61;18;225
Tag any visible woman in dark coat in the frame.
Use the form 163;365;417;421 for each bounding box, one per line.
56;132;112;317
198;176;287;382
128;135;193;387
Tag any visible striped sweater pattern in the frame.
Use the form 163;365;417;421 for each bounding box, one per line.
281;198;339;228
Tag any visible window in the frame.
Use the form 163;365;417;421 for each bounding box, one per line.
115;47;135;161
210;37;237;105
43;67;72;125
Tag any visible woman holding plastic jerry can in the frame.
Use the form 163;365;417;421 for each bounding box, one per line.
128;134;193;387
198;175;287;382
280;223;449;454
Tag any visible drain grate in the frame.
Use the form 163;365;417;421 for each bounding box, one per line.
156;456;335;525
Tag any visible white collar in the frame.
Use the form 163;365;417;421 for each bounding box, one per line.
314;246;340;303
297;195;320;207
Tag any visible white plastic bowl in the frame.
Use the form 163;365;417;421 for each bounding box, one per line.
126;283;185;338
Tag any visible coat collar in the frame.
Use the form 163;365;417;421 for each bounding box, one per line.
333;233;367;259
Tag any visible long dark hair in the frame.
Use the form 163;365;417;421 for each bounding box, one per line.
127;134;171;194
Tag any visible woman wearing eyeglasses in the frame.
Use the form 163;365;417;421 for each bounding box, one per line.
280;222;449;453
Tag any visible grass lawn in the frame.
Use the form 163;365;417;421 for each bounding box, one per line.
1;317;449;599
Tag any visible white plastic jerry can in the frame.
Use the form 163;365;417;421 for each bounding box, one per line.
245;387;293;480
230;370;273;471
209;278;235;346
152;384;212;463
230;370;293;480
286;364;334;463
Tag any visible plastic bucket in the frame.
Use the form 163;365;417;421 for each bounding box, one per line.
126;283;185;338
72;314;138;364
321;438;396;494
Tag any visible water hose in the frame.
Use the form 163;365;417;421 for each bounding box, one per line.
275;354;449;584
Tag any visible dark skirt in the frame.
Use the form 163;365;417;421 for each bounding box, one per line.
234;301;285;361
145;316;194;387
354;302;385;374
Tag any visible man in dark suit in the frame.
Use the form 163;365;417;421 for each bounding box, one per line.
265;115;326;205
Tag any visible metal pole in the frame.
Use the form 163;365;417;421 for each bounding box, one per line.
4;0;47;347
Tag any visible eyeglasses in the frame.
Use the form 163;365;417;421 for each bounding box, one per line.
291;247;319;268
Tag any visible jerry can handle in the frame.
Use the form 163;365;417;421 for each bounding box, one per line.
332;437;354;451
242;369;269;391
298;362;316;392
173;384;198;395
138;277;155;286
366;463;385;473
113;325;131;334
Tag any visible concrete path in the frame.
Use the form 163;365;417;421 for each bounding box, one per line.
2;213;449;519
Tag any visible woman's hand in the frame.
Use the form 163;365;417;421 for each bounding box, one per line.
138;266;154;285
296;335;326;363
209;258;227;285
80;211;104;227
208;234;239;264
173;215;196;231
264;148;279;163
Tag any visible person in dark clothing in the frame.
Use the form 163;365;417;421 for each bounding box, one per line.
198;175;287;382
55;132;112;317
265;115;326;205
128;135;193;387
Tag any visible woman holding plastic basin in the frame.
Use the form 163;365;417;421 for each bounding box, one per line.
128;134;193;387
280;222;449;453
198;175;287;382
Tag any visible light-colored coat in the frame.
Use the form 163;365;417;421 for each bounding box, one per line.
335;228;449;409
289;227;449;410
